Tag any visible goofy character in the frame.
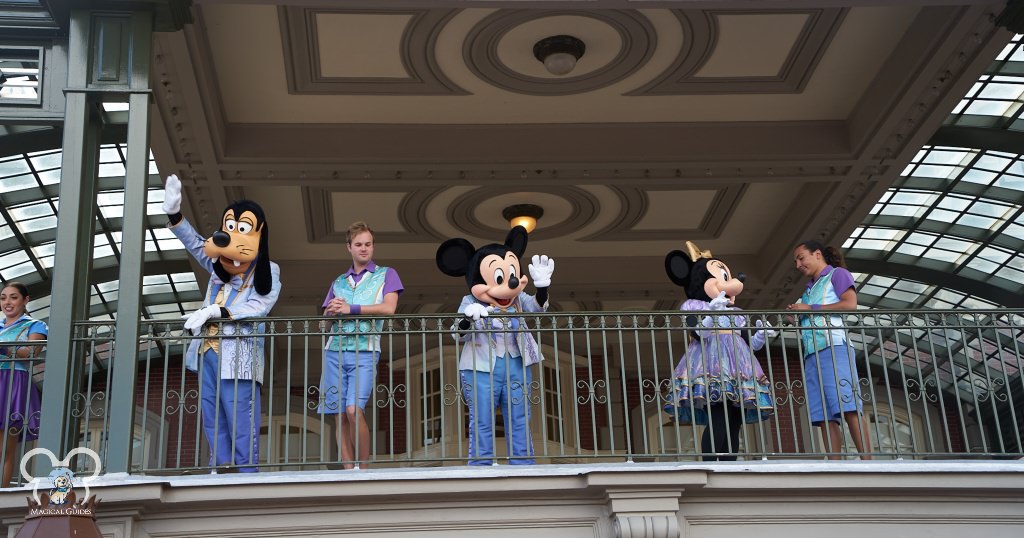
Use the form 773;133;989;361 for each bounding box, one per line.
163;175;281;472
436;226;554;465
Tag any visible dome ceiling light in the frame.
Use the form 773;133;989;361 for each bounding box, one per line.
532;35;586;76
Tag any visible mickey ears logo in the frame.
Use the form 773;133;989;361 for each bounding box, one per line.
20;447;101;505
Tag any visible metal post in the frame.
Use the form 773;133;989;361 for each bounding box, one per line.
35;11;102;475
105;10;154;474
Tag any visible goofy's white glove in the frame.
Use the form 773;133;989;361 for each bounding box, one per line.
183;304;222;334
162;174;182;214
750;319;778;351
463;302;490;322
528;254;555;288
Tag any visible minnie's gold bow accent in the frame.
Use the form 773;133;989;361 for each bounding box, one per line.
685;241;713;262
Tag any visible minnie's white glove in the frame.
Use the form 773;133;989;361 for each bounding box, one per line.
162;174;182;214
750;319;778;351
709;291;731;310
528;254;555;288
755;319;778;338
183;304;221;334
463;302;490;322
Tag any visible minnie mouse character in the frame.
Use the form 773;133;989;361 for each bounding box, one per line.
436;226;554;465
163;174;281;472
663;241;774;461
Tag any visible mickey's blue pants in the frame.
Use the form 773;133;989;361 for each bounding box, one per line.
201;349;261;472
461;355;535;466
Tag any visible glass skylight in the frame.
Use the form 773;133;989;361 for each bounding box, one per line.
0;143;198;322
948;33;1024;129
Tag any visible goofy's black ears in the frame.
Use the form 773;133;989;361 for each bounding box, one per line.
254;222;271;295
665;250;695;288
436;238;476;278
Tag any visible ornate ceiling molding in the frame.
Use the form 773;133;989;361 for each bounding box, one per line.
302;186;446;243
463;9;656;96
629;8;845;96
278;7;467;95
580;184;747;241
448;185;601;240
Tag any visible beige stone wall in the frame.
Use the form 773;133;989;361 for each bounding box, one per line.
2;463;1022;538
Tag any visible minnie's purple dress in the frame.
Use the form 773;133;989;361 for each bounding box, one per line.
663;299;774;425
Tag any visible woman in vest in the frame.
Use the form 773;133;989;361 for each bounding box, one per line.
787;240;872;459
0;282;47;486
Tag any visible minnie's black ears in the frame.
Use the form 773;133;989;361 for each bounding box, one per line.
436;238;476;277
665;250;694;287
505;226;528;259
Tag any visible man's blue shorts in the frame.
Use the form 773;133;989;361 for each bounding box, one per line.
804;343;863;424
318;349;379;414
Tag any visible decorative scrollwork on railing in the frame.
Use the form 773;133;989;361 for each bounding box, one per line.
773;380;804;406
5;410;39;437
442;382;465;406
70;391;105;418
834;378;863;405
307;385;339;412
376;383;407;408
992;378;1008;402
165;388;198;415
857;377;873;403
641;378;672;404
906;377;938;403
577;379;607;405
977;377;1008;403
509;380;541;405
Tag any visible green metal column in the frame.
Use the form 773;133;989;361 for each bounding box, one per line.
35;11;103;472
106;11;154;474
36;9;155;475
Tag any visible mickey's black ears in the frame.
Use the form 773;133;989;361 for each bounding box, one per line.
665;250;694;287
505;226;528;259
436;238;476;277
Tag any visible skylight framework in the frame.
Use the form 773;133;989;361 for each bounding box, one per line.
0;143;201;322
836;35;1024;423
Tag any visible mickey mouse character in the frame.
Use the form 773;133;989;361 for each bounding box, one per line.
163;175;281;472
663;241;774;461
436;226;554;466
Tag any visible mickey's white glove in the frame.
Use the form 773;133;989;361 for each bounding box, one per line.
162;174;182;214
709;291;731;310
183;304;221;334
528;254;555;288
463;302;490;322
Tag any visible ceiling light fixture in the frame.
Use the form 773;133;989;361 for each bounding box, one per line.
502;203;544;234
533;35;586;76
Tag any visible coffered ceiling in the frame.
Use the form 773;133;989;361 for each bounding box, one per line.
148;1;1013;316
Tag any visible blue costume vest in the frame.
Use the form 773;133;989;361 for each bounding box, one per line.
0;316;43;372
327;266;390;352
799;271;846;355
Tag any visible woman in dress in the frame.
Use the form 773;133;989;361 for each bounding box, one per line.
0;282;46;486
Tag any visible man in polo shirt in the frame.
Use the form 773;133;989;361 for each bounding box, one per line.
319;221;403;469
